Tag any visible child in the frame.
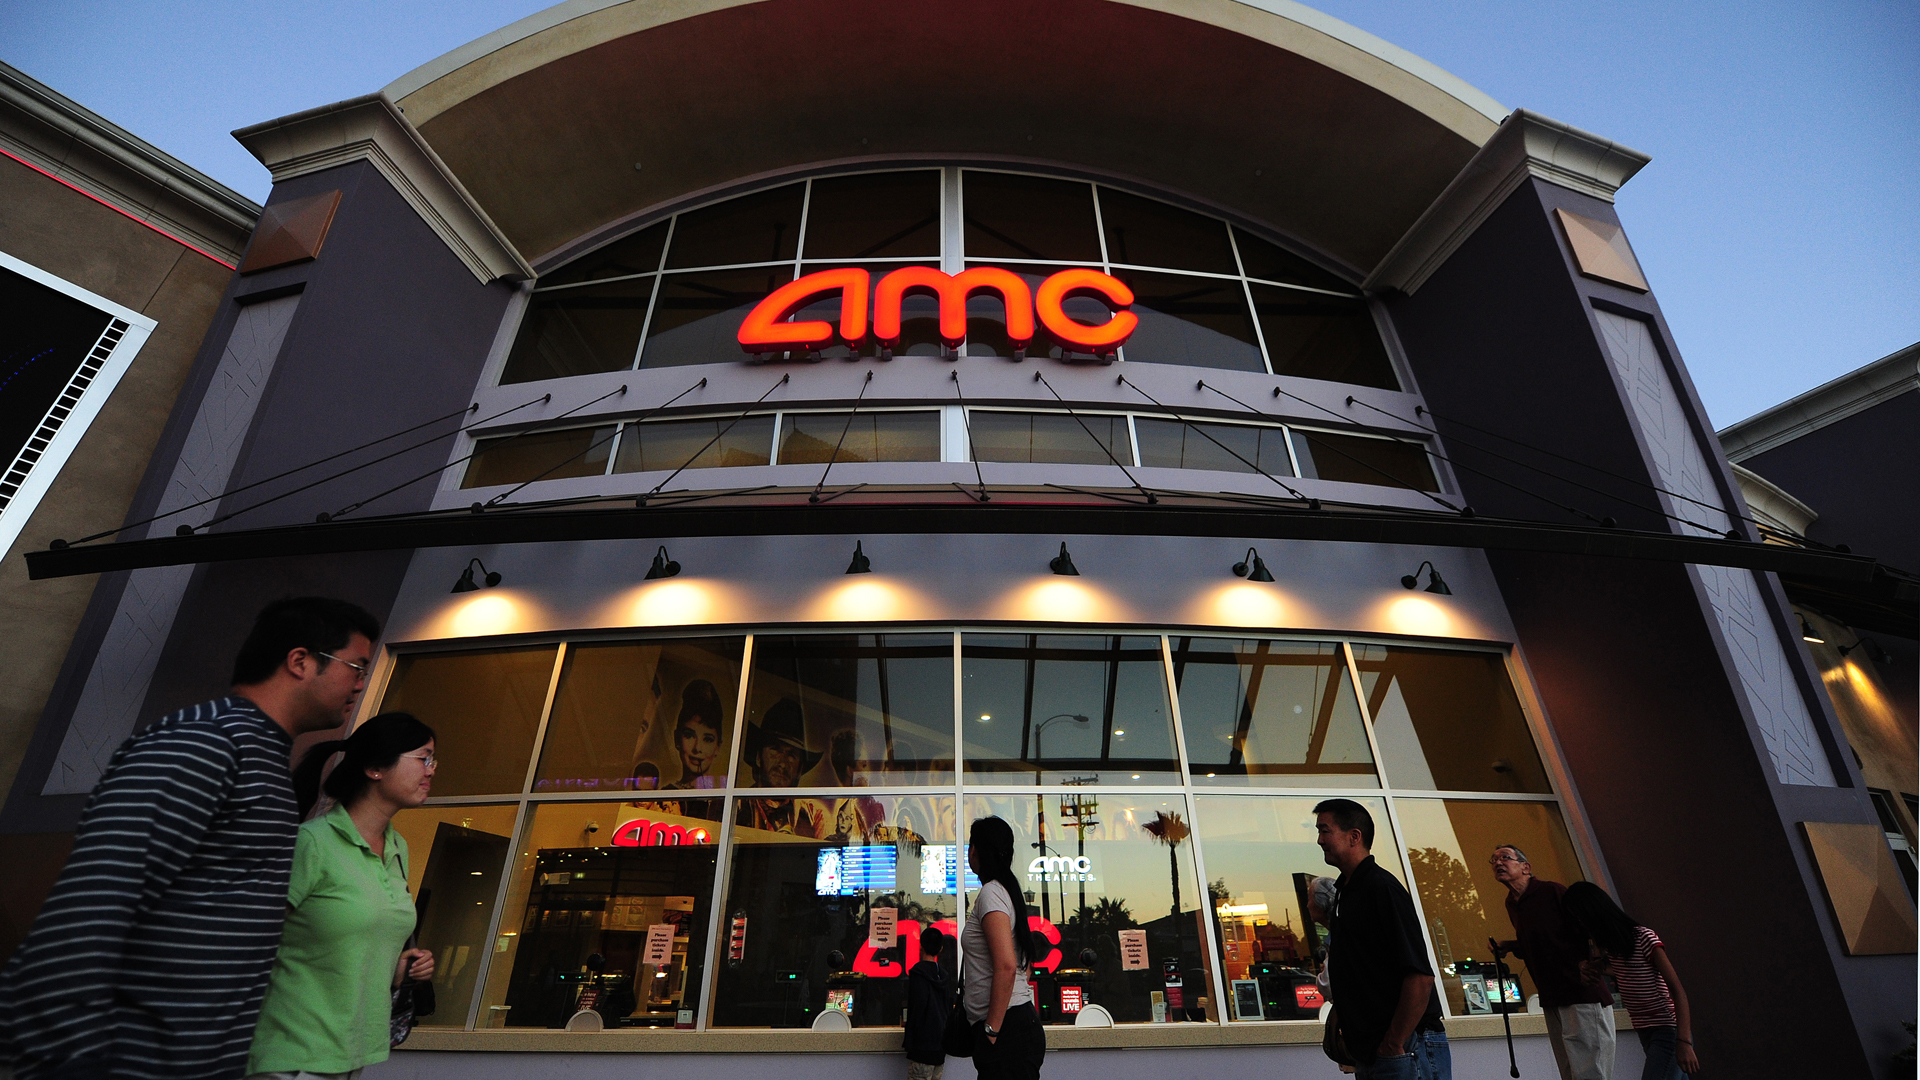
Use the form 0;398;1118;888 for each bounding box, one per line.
664;680;722;791
1562;882;1700;1078
903;924;949;1080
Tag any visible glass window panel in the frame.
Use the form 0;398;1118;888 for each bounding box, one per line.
642;267;795;368
739;634;955;787
613;415;775;474
1291;429;1439;492
801;172;941;260
539;222;670;288
664;183;804;269
1133;418;1294;476
1232;228;1355;294
963;794;1210;1024
392;804;519;1028
1097;188;1237;275
1171;638;1377;788
959;264;1107;360
534;639;745;794
1250;285;1399;390
482;800;724;1028
499;280;653;384
1352;646;1551;793
962;634;1178;785
713;795;957;1027
1111;270;1265;373
776;411;941;464
462;425;618;488
1192;795;1401;1020
1394;799;1583;1017
967;411;1132;466
799;263;943;357
379;647;558;796
961;172;1102;263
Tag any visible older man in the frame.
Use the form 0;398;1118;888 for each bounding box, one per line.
1492;845;1616;1080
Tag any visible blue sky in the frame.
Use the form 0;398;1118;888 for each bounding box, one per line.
3;1;1914;427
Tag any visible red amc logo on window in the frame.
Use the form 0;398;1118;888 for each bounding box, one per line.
737;266;1138;355
612;818;711;846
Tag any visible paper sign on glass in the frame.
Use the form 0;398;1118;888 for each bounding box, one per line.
644;923;676;966
870;906;898;948
1118;929;1149;970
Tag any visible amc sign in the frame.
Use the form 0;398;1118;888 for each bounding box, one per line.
737;266;1138;356
612;817;712;847
1027;854;1094;882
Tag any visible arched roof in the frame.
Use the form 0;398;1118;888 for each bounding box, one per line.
384;0;1506;274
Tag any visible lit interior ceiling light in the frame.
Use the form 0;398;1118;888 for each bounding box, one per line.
1399;560;1452;595
846;541;871;575
451;557;501;593
645;545;681;580
1232;547;1275;582
1049;541;1080;576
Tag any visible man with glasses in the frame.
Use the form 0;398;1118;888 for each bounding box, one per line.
1;597;380;1080
1491;845;1616;1080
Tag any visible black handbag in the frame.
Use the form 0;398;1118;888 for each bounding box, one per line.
942;990;973;1058
390;936;436;1046
1322;1005;1354;1067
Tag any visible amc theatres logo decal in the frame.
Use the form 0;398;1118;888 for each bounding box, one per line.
737;266;1138;356
612;817;712;846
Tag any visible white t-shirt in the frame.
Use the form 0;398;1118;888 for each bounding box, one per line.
961;880;1034;1022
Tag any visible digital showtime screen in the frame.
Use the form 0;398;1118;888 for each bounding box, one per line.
815;846;898;896
917;845;983;895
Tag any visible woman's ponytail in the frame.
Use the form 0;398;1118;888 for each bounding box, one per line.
968;816;1033;968
293;740;349;818
291;712;436;818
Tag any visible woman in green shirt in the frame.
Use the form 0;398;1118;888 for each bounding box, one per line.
246;712;438;1080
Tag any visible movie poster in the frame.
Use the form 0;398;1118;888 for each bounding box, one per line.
533;638;742;794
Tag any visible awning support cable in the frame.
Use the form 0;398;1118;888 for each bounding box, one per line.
1116;373;1316;508
645;373;789;502
1032;370;1157;504
810;370;874;504
483;377;712;508
949;372;990;503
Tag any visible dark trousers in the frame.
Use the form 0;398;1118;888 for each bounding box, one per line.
970;1003;1045;1080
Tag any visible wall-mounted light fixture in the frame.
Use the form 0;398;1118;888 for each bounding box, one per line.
451;558;501;593
645;545;681;580
846;541;872;575
1400;560;1451;595
1232;547;1275;582
1838;636;1888;663
1799;615;1824;645
1049;542;1080;576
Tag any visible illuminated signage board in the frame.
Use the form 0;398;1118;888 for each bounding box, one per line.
738;265;1138;356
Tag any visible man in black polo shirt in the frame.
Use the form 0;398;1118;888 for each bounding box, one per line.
1316;798;1450;1080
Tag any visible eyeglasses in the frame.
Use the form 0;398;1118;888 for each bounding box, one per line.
318;652;371;680
401;751;437;771
1489;853;1526;866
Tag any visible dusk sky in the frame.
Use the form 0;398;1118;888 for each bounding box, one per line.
4;0;1913;427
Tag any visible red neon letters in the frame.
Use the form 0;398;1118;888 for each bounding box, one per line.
847;915;1066;978
611;818;711;847
737;266;1134;354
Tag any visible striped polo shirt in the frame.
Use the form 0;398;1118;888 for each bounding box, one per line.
1612;925;1678;1028
0;697;300;1079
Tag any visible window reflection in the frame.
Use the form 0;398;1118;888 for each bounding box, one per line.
1192;795;1399;1020
961;172;1103;263
962;634;1178;785
462;426;618;489
483;800;723;1028
380;647;558;796
538;222;669;289
1290;429;1439;492
802;172;941;260
741;634;955;788
1395;799;1583;1016
1133;418;1294;476
1351;646;1551;793
1099;188;1238;275
642;267;794;368
664;183;804;270
967;410;1132;467
613;414;775;474
775;412;941;464
1111;270;1265;373
500;280;653;384
534;639;744;793
1231;228;1355;294
713;796;955;1026
392;804;518;1027
965;794;1211;1024
1250;286;1399;390
1171;639;1377;788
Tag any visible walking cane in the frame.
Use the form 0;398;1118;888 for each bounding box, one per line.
1488;937;1520;1078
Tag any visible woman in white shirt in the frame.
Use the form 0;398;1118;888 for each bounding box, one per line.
962;816;1045;1079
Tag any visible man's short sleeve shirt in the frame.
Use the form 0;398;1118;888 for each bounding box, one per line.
1326;855;1443;1064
